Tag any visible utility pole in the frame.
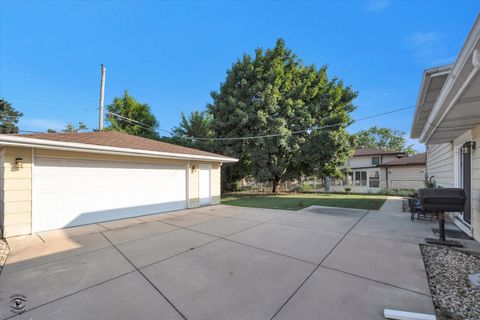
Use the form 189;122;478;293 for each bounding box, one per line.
98;64;106;130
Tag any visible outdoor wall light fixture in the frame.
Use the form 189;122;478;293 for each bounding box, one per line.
15;157;24;169
460;141;476;154
191;165;196;173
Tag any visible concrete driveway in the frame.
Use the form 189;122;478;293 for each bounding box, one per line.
0;199;436;319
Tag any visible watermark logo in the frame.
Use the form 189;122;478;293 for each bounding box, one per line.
10;294;27;315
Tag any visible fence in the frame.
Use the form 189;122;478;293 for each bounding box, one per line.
237;177;426;193
238;177;326;193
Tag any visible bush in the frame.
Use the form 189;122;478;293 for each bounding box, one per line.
425;179;436;188
226;180;241;192
379;188;417;197
293;182;314;193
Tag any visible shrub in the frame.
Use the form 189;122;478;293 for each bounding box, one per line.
293;182;314;193
379;188;417;197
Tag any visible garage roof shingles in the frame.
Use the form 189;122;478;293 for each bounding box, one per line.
19;131;230;159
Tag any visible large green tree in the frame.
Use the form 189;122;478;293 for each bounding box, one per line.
354;126;416;155
105;90;159;139
0;98;23;134
208;39;357;192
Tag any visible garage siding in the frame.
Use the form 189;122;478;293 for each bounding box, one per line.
211;163;221;204
1;147;32;237
384;165;426;189
0;148;4;231
1;147;223;237
188;161;200;208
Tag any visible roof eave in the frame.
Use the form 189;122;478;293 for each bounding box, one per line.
418;16;480;144
410;65;452;139
0;135;238;163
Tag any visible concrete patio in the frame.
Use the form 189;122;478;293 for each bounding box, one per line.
0;197;438;319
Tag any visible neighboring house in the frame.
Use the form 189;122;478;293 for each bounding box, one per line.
330;148;403;193
410;16;480;240
0;131;237;237
329;148;426;193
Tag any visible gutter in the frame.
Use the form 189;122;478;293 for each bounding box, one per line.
0;135;238;163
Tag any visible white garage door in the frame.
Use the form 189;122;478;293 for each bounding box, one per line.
33;157;187;232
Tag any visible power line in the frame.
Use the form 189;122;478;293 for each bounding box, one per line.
8;104;414;139
188;105;416;141
106;112;173;135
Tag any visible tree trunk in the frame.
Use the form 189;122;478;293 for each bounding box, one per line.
272;177;280;193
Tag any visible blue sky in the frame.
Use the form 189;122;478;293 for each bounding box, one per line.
1;1;479;151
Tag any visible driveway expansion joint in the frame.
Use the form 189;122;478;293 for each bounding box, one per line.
270;210;370;320
318;265;432;297
99;232;188;320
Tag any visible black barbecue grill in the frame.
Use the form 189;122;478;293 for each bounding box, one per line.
418;188;466;247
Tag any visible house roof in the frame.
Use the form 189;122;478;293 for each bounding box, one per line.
0;131;237;162
378;152;426;167
353;148;405;157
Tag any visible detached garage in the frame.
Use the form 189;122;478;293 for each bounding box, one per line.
0;131;237;237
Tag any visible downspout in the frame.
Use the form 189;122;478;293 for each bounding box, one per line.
385;166;389;190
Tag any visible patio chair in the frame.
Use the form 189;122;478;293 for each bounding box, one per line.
407;196;438;221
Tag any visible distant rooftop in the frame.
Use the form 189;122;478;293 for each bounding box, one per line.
353;148;406;157
379;152;426;167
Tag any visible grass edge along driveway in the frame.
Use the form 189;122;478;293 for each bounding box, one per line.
221;193;387;211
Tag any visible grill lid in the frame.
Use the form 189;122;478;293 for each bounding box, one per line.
418;188;466;212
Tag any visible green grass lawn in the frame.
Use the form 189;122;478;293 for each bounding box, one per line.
221;193;388;211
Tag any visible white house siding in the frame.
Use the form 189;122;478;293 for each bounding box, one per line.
470;125;480;240
426;143;455;188
348;154;398;169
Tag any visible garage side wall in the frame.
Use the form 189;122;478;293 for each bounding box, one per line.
0;148;5;234
2;147;32;237
188;161;200;208
211;163;221;204
384;165;426;189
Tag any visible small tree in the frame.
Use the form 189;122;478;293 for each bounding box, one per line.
354;126;416;154
169;111;213;151
105;90;159;139
0;98;23;134
48;122;88;133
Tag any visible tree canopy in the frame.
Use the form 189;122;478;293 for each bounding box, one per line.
354;126;416;155
105;90;159;139
48;122;88;133
0;98;23;134
208;39;357;192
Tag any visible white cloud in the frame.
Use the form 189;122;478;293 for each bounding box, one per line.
406;31;455;66
366;0;390;12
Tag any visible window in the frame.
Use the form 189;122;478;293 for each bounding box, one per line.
354;171;367;186
372;156;380;165
369;171;380;188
